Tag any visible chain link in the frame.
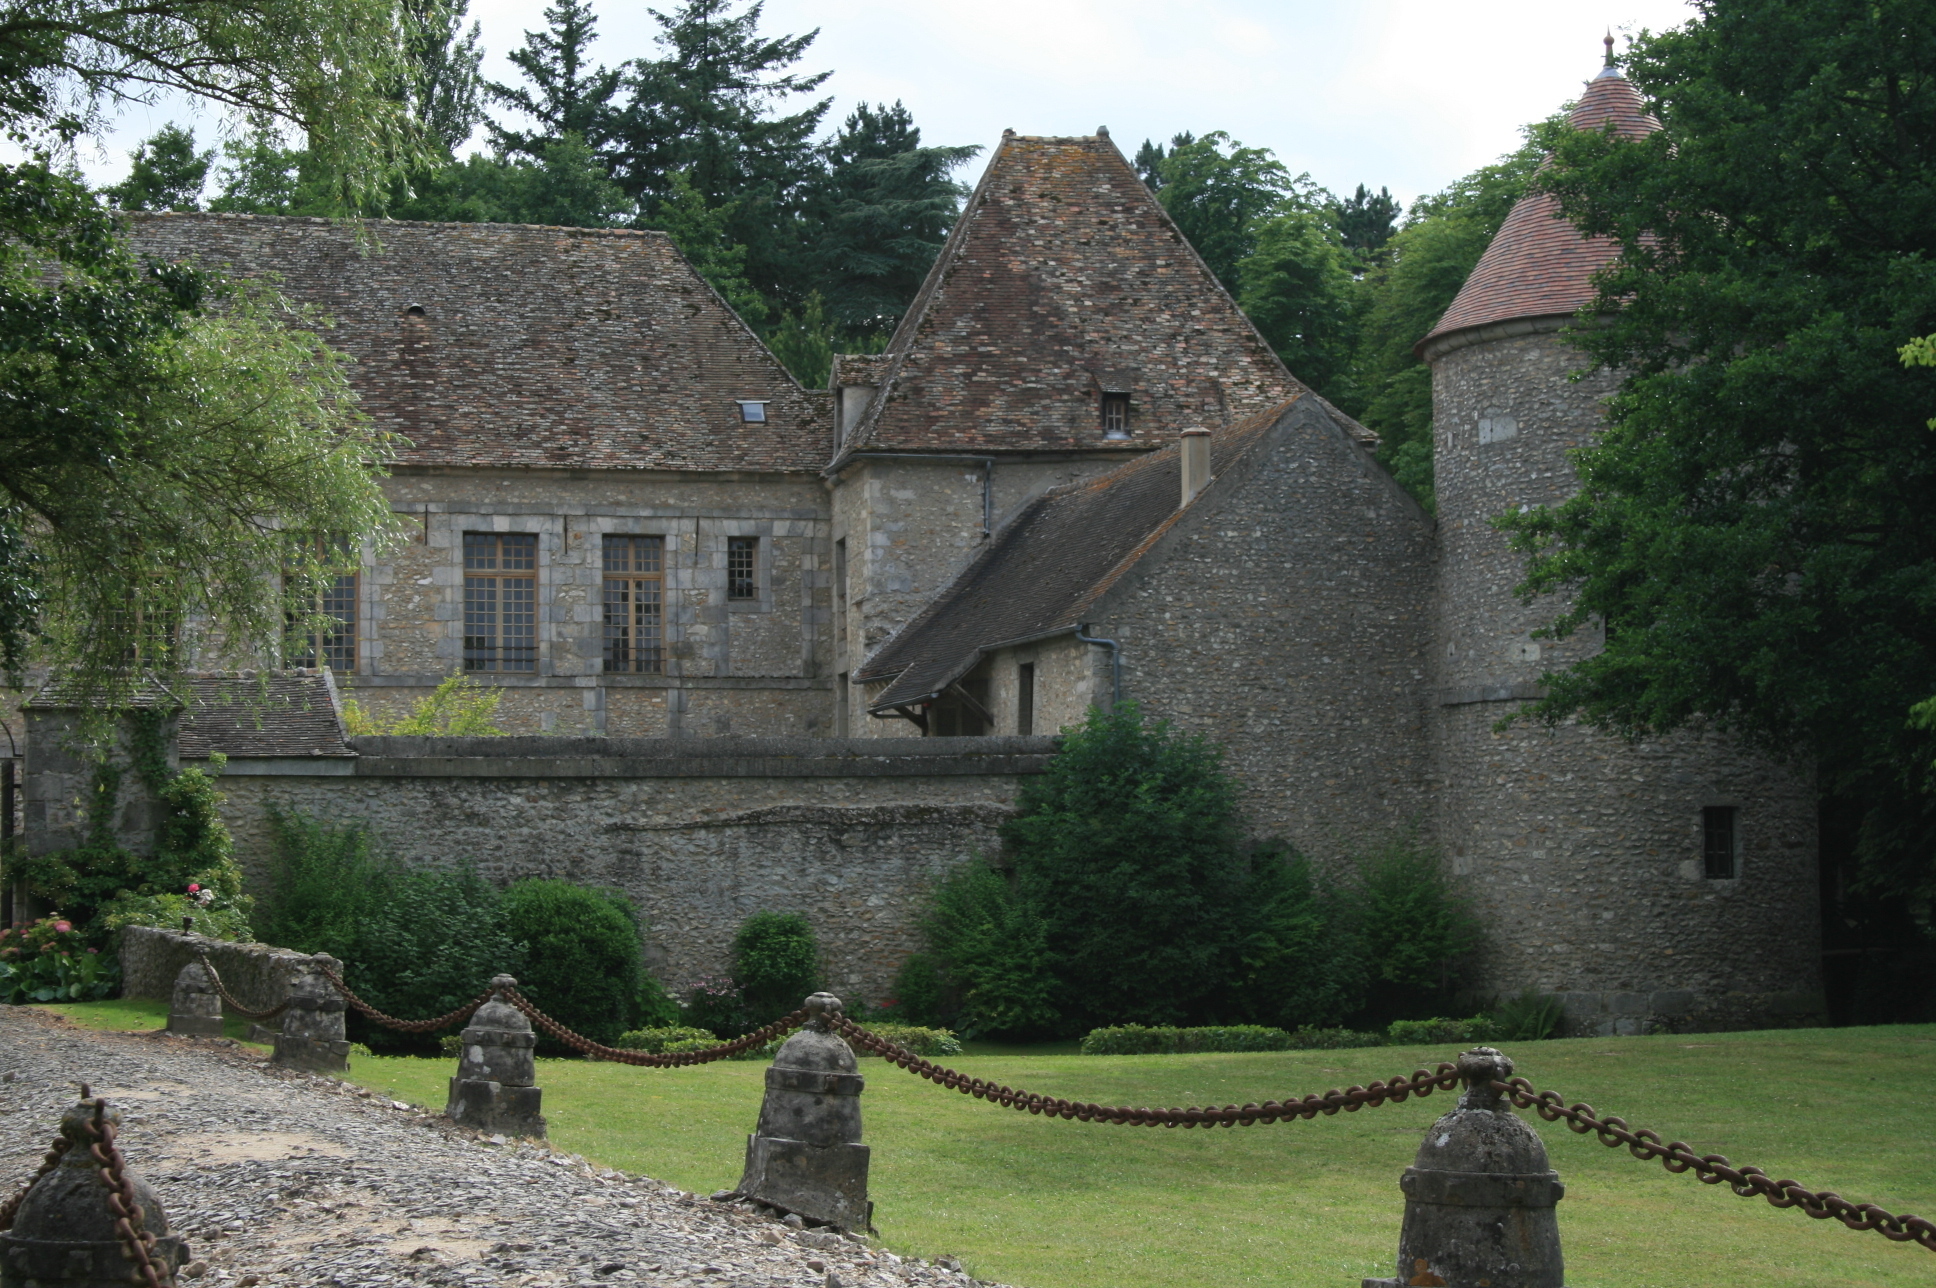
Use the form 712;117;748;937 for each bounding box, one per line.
0;1130;69;1231
193;950;291;1023
1493;1077;1936;1255
834;1017;1460;1126
314;963;492;1034
83;1099;176;1288
503;989;807;1066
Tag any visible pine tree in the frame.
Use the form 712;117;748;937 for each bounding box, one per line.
645;169;769;324
401;0;485;156
485;0;622;160
105;124;214;211
1132;137;1169;190
1331;183;1401;265
610;0;831;303
809;101;977;334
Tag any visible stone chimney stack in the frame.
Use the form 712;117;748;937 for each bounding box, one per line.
1180;429;1212;506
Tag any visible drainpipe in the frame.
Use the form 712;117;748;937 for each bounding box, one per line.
826;453;996;539
1075;626;1122;707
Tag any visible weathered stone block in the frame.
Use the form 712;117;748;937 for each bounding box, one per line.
736;993;869;1231
166;962;223;1037
445;976;545;1138
272;953;349;1073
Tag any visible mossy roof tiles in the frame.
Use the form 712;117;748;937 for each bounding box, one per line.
837;133;1336;461
1422;65;1661;347
857;401;1294;709
124;214;830;473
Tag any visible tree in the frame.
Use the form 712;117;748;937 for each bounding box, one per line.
644;167;768;323
1132;137;1168;191
1330;183;1401;266
400;0;485;156
104;124;213;211
391;134;636;227
1238;207;1361;400
484;0;622;161
1497;2;1936;928
1150;131;1308;295
808;101;977;335
609;0;831;304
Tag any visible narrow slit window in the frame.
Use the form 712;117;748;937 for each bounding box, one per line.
603;534;664;674
1101;393;1131;438
727;536;759;601
1702;806;1738;879
464;531;538;672
1017;662;1035;736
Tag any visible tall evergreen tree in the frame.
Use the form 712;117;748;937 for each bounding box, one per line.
610;0;831;303
484;0;622;160
1132;137;1170;190
104;124;213;211
401;0;485;156
809;101;977;335
1331;183;1401;265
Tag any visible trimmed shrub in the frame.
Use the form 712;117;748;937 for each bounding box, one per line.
915;861;1059;1038
498;879;644;1049
855;1023;963;1057
635;972;681;1029
0;917;119;1003
1081;1024;1294;1055
1353;835;1483;1020
1224;841;1365;1030
1287;1027;1388;1050
614;1025;719;1052
1386;1015;1499;1045
732;911;821;1025
680;974;751;1038
1491;990;1566;1041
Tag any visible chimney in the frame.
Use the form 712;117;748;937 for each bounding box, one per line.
1180;428;1212;506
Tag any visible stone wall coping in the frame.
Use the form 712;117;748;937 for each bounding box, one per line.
118;925;320;1013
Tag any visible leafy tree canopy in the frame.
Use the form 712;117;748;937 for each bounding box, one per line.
1499;0;1936;917
103;124;212;211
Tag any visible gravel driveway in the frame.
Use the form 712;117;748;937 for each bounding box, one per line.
0;1008;1006;1288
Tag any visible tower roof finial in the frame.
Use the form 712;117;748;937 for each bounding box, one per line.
1604;30;1616;69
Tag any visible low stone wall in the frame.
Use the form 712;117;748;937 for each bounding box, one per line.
119;925;318;1014
194;735;1054;1006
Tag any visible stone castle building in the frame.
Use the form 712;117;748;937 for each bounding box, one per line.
15;52;1821;1030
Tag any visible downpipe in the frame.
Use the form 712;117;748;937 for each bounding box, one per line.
1075;626;1122;707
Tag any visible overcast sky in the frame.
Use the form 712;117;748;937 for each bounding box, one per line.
74;0;1698;210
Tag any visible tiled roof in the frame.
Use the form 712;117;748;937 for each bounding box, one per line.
123;215;830;473
1421;64;1660;348
177;673;353;759
858;402;1295;709
830;352;888;387
838;134;1331;460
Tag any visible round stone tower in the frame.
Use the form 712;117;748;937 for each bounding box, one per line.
1420;43;1823;1036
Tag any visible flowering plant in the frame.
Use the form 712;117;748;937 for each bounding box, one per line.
0;916;120;1004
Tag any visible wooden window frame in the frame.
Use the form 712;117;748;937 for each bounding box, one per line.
1702;806;1739;879
463;531;538;673
603;534;665;675
1101;393;1131;438
727;535;759;602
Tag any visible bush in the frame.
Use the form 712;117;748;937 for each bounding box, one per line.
1286;1027;1388;1050
1386;1016;1499;1045
499;878;644;1049
856;1023;963;1057
100;890;254;943
915;861;1059;1038
1353;835;1483;1021
613;1025;718;1053
680;973;751;1038
0;917;119;1003
732;911;821;1025
340;673;506;735
1491;990;1566;1041
1225;842;1366;1030
1080;1024;1293;1055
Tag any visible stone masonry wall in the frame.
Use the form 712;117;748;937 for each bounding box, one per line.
1083;399;1439;859
202;736;1052;1005
1428;323;1824;1034
119;925;317;1013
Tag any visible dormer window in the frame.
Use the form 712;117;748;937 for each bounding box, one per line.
1101;393;1131;439
737;400;769;423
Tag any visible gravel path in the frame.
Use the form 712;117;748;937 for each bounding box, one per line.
0;1008;1007;1288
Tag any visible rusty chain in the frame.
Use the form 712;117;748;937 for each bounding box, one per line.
835;1017;1460;1126
0;1127;69;1232
1494;1077;1936;1255
314;963;492;1034
83;1098;175;1288
503;988;808;1066
192;950;290;1023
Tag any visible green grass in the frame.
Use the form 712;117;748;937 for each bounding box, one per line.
35;1007;1936;1288
47;995;270;1046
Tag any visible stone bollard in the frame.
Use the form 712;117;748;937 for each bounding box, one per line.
166;961;224;1037
0;1098;190;1288
272;951;350;1073
735;992;870;1231
445;975;546;1138
1363;1047;1566;1288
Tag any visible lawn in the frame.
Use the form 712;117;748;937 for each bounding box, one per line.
43;1005;1936;1288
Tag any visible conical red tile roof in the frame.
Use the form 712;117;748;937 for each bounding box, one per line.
1420;58;1660;351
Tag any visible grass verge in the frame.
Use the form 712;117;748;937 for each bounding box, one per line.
31;1008;1936;1288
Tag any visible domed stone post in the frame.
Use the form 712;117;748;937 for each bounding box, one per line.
0;1098;190;1288
1362;1048;1565;1288
736;992;870;1231
272;952;350;1073
166;962;224;1037
446;975;545;1138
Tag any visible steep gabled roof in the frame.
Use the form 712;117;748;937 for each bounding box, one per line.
177;673;352;758
1421;56;1661;349
124;215;829;473
858;401;1296;710
837;133;1321;461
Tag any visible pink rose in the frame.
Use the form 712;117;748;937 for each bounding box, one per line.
53;921;72;933
187;884;201;893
